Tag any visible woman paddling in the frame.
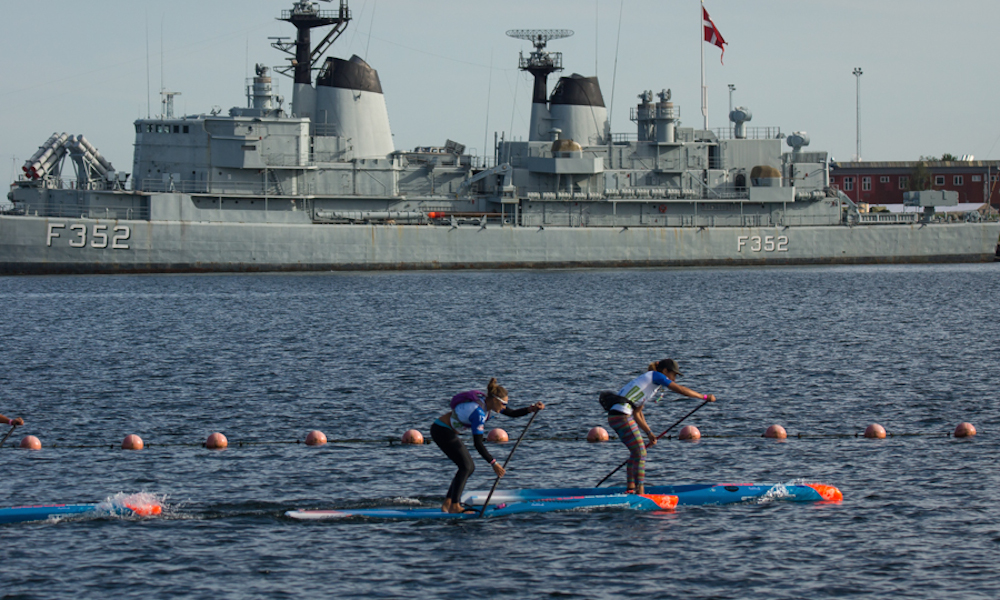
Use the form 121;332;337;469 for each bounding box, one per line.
431;378;544;513
606;359;715;495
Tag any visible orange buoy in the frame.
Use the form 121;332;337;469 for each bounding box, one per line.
678;425;701;440
587;426;609;443
864;424;886;439
19;435;41;450
487;428;509;443
205;432;228;450
954;422;977;438
305;430;328;446
121;434;144;450
401;429;424;444
764;424;787;439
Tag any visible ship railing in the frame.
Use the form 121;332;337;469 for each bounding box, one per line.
140;179;210;194
11;201;149;220
856;212;920;225
139;179;293;196
712;127;783;141
611;133;638;144
14;175;124;192
280;8;348;20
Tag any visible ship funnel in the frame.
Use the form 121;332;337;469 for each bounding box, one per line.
315;55;394;158
549;74;607;145
251;64;276;111
654;89;676;144
730;106;752;139
635;91;654;141
786;132;810;153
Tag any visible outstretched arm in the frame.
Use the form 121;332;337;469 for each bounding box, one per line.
667;383;715;403
500;402;545;418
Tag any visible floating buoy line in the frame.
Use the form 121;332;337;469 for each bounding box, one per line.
1;422;980;451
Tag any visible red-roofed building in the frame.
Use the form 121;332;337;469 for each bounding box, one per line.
830;161;1000;209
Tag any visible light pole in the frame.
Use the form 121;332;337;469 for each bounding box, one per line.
853;67;863;161
728;84;735;137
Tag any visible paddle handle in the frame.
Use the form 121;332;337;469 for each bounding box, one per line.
479;410;539;516
0;424;17;448
595;399;711;487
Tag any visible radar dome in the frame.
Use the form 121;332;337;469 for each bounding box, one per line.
750;165;781;179
552;139;583;153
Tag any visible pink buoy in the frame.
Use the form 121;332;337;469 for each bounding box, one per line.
587;426;609;443
205;432;228;450
954;422;977;438
121;434;144;450
487;428;509;443
401;429;424;444
764;424;787;439
678;425;701;440
864;424;886;439
19;435;41;450
305;430;328;446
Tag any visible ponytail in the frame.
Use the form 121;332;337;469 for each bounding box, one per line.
647;362;658;372
486;377;507;400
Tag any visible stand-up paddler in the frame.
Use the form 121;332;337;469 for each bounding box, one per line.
603;360;715;495
431;378;544;513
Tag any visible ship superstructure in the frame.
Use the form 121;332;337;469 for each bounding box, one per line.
3;0;996;274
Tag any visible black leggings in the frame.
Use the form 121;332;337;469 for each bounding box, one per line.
431;422;475;504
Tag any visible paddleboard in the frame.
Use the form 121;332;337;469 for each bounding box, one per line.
0;499;162;525
462;482;842;507
285;493;678;521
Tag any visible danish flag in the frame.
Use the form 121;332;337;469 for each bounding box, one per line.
703;6;727;64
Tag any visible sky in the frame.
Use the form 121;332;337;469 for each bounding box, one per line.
3;0;1000;186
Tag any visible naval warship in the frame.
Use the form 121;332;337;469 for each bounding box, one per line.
3;0;997;274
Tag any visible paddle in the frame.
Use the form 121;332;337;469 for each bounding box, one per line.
595;399;711;487
479;410;540;517
0;424;17;448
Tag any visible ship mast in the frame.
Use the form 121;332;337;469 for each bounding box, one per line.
272;0;351;85
507;29;573;141
270;1;351;118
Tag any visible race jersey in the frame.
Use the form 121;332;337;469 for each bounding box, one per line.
614;371;672;415
448;401;491;435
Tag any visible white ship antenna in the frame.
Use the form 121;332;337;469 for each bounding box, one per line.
364;0;377;62
609;0;624;130
594;0;599;78
160;17;164;117
145;11;151;118
484;49;493;166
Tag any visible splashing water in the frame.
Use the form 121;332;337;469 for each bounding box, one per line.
752;483;793;504
95;492;165;518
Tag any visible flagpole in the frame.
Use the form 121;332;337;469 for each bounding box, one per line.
701;0;708;130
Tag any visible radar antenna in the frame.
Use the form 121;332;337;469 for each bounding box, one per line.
505;29;574;53
506;29;573;106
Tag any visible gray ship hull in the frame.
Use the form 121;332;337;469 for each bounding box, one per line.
2;214;995;274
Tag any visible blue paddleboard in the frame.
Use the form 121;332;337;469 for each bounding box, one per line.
285;492;678;521
0;504;106;525
461;482;842;507
0;499;163;525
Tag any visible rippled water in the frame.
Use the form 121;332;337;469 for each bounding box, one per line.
1;264;998;599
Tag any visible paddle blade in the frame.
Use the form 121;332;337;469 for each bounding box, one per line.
804;483;843;503
640;494;678;510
